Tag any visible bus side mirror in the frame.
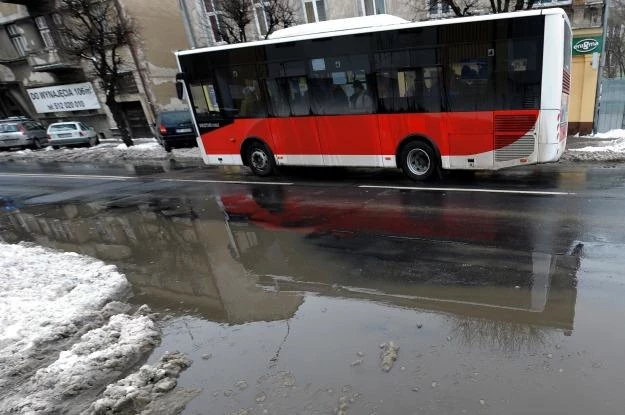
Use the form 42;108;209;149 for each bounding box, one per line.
175;73;185;100
176;81;184;100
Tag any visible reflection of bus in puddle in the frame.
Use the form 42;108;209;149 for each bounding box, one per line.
219;185;579;333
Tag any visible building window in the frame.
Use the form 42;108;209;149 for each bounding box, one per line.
361;0;385;15
303;0;326;23
7;24;28;57
428;0;450;17
35;16;55;49
203;0;224;43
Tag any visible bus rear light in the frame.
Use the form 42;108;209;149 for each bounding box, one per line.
520;158;528;163
159;124;168;135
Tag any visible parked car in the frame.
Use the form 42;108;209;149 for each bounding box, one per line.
155;110;197;152
47;122;99;149
0;117;49;150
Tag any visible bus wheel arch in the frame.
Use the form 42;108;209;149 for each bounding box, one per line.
241;137;276;177
396;136;441;181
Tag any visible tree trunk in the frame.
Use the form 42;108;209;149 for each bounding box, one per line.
105;95;133;147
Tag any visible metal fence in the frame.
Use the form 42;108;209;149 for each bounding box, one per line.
596;79;625;133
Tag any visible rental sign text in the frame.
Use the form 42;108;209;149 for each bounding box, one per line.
27;82;101;113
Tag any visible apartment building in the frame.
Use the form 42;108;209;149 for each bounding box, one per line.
0;0;189;138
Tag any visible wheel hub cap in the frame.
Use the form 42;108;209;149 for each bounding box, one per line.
407;148;431;176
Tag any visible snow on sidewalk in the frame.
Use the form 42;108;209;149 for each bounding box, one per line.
564;137;625;162
0;242;191;414
0;138;202;164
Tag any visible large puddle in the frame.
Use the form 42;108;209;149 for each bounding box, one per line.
1;183;624;414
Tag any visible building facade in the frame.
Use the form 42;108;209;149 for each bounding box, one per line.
182;0;605;135
0;0;190;139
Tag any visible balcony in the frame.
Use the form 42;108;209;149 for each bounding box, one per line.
26;48;80;72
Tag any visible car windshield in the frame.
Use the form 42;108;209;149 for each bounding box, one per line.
50;124;78;131
160;111;191;124
0;124;19;133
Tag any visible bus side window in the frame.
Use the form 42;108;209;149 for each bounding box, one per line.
447;43;491;111
265;63;290;117
286;77;311;116
215;65;268;118
308;55;373;115
283;61;311;116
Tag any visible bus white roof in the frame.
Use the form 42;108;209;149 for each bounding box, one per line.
268;14;409;39
176;8;568;57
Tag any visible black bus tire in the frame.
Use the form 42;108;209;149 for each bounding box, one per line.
400;141;439;181
246;142;275;177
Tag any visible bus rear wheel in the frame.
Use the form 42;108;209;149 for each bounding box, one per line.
400;141;438;181
246;142;275;177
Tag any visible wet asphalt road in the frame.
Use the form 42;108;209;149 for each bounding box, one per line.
1;160;625;414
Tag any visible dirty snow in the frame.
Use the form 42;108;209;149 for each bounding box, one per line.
586;129;625;140
0;242;192;414
0;242;130;376
564;137;625;162
380;341;399;372
87;352;197;415
0;138;202;164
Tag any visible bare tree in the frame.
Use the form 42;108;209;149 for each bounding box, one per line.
54;0;134;146
215;0;254;43
407;0;535;20
261;0;298;39
405;0;480;19
211;0;298;43
605;0;625;78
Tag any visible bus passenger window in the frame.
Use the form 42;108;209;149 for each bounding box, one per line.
215;66;268;118
308;55;373;115
447;43;491;111
265;79;290;117
287;77;311;116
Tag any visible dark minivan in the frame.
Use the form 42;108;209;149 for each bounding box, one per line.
155;110;197;152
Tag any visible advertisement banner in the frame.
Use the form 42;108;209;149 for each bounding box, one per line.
572;36;603;56
27;82;101;113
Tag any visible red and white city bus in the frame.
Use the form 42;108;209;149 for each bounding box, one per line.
175;9;571;181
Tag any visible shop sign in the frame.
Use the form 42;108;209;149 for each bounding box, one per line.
573;36;603;55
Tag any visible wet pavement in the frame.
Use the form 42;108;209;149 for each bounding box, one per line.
1;161;625;414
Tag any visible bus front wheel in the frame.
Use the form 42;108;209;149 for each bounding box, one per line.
400;141;438;181
246;142;276;177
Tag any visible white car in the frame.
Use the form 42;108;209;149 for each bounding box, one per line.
47;122;100;149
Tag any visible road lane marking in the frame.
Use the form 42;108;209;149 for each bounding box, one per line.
359;185;575;196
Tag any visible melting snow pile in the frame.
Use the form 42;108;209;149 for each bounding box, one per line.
0;242;190;414
564;137;625;162
88;352;197;415
587;129;625;140
0;138;202;164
